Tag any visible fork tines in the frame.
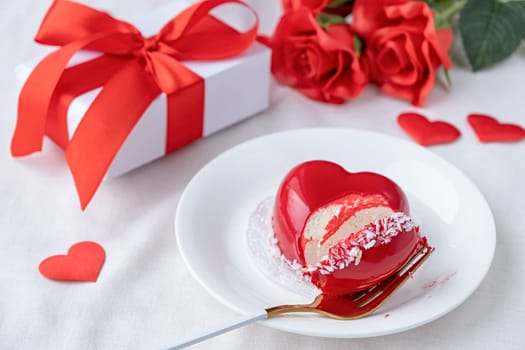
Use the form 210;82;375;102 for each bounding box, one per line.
354;244;433;309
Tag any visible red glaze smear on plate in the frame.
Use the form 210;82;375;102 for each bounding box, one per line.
272;160;431;297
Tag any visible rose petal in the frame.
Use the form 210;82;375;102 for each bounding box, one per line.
282;0;329;13
412;40;436;106
436;28;453;54
352;0;408;39
376;42;402;75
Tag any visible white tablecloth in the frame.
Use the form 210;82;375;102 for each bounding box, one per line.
1;1;524;349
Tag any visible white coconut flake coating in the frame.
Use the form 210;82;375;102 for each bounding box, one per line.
316;212;418;275
246;197;320;298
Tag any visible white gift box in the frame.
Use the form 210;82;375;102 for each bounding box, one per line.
16;0;270;177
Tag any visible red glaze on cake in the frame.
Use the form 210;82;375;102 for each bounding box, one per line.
272;160;428;296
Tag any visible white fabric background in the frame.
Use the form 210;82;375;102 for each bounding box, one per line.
1;1;524;349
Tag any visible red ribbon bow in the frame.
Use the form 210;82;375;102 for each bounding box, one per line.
11;0;258;209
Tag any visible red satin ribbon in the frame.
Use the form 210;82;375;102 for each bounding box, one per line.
12;0;258;209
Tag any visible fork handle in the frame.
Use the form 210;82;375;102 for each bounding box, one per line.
166;310;268;349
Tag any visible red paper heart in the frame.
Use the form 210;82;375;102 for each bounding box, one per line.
39;241;105;282
468;114;525;143
273;160;422;295
397;112;461;146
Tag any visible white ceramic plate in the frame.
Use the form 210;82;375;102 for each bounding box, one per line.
175;128;496;338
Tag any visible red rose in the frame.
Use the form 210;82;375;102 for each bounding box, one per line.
353;0;452;106
270;9;368;104
282;0;329;13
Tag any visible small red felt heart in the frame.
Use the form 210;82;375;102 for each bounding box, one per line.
468;114;525;143
39;241;105;282
397;112;461;146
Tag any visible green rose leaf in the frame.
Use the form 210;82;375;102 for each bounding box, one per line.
515;1;525;39
459;0;525;71
433;12;450;29
317;13;346;29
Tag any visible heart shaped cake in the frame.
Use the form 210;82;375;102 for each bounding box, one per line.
272;160;429;296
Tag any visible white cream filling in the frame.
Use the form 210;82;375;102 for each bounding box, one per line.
303;204;393;268
316;212;417;275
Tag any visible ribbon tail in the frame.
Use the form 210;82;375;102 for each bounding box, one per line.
12;40;90;156
65;60;160;210
12;33;130;157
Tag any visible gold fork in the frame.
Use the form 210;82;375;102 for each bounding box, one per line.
167;245;433;349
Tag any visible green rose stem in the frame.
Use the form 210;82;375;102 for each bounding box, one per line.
353;35;363;59
441;0;467;20
434;1;467;88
